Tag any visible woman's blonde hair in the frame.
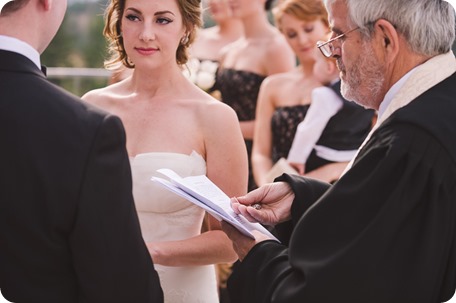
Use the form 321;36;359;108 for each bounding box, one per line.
273;0;329;32
103;0;203;70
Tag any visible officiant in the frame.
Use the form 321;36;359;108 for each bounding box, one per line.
221;0;456;302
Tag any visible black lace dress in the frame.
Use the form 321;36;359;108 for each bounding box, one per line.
215;68;267;191
271;105;309;163
271;104;337;176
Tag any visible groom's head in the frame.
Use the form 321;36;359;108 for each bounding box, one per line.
0;0;67;54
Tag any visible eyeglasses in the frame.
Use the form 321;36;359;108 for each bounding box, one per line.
317;27;360;58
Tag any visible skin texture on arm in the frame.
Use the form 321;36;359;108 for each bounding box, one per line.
252;76;280;186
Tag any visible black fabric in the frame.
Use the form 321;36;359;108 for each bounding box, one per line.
316;80;375;150
216;68;267;191
271;104;310;163
228;72;456;303
0;50;163;303
216;68;266;122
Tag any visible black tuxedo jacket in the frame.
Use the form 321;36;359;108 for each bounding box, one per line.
0;50;163;302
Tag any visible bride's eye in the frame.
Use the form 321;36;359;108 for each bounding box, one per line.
156;17;173;25
125;14;140;22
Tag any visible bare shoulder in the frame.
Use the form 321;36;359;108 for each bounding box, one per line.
266;34;294;57
81;81;125;109
219;38;243;59
194;94;239;128
262;70;298;89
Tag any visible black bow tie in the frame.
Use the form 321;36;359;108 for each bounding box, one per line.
41;65;47;76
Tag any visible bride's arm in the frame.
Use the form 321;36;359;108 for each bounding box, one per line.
147;217;237;266
147;101;248;266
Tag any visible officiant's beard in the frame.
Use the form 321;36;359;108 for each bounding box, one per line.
339;41;385;109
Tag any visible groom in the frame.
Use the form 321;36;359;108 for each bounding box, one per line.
0;1;163;302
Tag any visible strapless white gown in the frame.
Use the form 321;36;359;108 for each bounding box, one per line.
130;151;219;303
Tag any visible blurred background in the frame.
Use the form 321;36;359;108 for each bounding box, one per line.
43;0;216;96
43;0;456;97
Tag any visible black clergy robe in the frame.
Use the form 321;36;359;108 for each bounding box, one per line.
227;71;456;302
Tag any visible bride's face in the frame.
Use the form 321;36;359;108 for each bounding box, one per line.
121;0;187;69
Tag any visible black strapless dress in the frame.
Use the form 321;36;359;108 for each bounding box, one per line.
216;68;267;191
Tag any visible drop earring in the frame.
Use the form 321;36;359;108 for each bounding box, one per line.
180;34;189;45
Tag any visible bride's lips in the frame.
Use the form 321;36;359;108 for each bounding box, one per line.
135;47;159;55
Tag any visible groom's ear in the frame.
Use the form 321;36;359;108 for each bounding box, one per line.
38;0;51;11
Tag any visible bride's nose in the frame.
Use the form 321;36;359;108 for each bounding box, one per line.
139;24;156;41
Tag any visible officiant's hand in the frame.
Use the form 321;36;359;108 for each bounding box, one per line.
221;222;272;261
230;182;294;226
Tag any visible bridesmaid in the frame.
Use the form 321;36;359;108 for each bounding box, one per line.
191;0;244;62
217;0;296;191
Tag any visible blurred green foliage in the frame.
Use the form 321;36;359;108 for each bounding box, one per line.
42;1;109;96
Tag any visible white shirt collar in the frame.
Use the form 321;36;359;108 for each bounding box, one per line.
0;35;41;70
378;67;417;119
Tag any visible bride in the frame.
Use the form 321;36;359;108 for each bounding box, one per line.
82;0;248;302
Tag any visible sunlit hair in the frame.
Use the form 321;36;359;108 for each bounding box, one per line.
324;0;455;56
103;0;203;70
0;0;30;15
273;0;329;32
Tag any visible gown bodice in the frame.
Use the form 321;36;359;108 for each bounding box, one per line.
129;151;218;303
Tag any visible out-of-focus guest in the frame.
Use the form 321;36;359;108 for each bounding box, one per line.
187;0;244;96
217;0;296;191
191;0;243;62
252;0;330;187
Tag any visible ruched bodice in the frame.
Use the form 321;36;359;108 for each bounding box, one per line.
129;151;218;303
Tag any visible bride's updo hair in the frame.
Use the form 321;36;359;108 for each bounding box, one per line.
103;0;203;70
176;0;203;65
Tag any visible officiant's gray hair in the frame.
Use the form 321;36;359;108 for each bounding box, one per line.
324;0;455;57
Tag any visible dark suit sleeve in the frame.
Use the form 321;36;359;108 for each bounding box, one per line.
276;173;331;226
228;122;456;303
272;174;331;245
68;114;163;303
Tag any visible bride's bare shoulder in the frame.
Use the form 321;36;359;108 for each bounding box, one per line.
81;79;128;107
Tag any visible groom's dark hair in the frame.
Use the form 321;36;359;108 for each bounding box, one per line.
1;0;30;15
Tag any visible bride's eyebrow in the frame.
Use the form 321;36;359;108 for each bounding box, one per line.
155;10;176;16
125;7;141;14
125;7;176;17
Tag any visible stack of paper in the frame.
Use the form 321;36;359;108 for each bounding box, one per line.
152;168;278;241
